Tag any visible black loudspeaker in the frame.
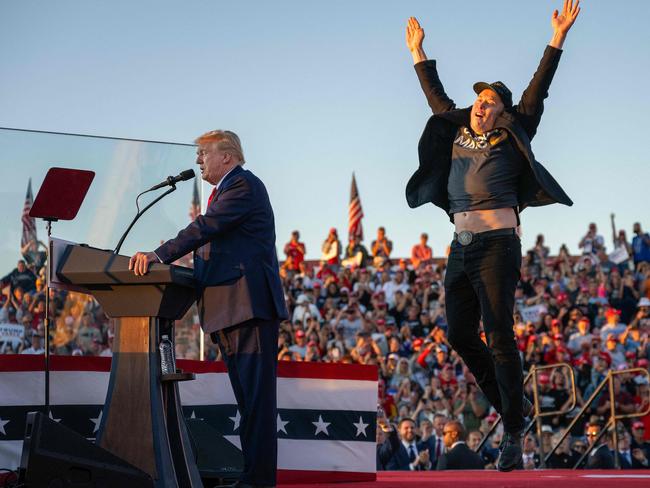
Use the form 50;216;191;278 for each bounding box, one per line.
186;418;243;480
18;411;153;487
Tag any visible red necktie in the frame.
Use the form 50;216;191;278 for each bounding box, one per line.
207;187;217;207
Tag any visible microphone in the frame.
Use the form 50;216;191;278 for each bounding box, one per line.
147;169;195;191
113;169;195;254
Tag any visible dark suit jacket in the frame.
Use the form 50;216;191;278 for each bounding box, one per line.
421;435;445;467
380;430;432;470
615;450;646;469
585;444;615;469
377;429;400;470
406;45;573;222
436;442;484;470
155;166;288;332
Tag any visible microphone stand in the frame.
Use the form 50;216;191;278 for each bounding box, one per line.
114;185;177;255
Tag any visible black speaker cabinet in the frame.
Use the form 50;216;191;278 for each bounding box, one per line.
18;411;153;487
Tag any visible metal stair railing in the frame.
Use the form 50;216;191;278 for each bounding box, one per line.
541;367;650;469
530;363;577;467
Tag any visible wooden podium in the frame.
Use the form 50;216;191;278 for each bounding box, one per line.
56;243;203;487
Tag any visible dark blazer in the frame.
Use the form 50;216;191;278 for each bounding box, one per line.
585;444;615;469
421;435;445;467
406;45;573;221
436;442;484;470
380;430;432;471
377;429;401;470
155;165;288;332
615;450;645;469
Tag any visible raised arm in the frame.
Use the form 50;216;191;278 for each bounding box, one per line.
406;17;455;114
549;0;581;50
515;1;581;139
406;17;427;64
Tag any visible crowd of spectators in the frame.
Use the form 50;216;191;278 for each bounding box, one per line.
276;220;650;470
2;219;650;470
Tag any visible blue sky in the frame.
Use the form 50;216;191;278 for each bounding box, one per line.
1;0;649;272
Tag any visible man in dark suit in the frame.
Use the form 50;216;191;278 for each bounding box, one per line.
436;420;484;470
130;129;287;488
382;418;432;470
615;432;647;469
584;423;615;470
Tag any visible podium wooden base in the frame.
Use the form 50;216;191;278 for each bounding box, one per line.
96;316;202;488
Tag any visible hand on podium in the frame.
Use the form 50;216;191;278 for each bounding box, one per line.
129;251;160;276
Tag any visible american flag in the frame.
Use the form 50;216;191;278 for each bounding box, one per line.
189;177;201;221
21;179;37;248
348;173;364;241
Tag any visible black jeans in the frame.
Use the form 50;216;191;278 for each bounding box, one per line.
444;233;524;434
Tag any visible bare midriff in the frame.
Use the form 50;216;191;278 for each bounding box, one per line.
453;207;517;233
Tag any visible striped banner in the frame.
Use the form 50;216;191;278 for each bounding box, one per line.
0;355;377;483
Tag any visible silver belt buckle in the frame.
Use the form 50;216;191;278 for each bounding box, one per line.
458;230;474;246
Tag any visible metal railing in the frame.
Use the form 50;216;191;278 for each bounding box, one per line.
541;367;650;469
530;363;577;467
475;362;577;457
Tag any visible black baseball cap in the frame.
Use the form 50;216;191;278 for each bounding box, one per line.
473;81;513;108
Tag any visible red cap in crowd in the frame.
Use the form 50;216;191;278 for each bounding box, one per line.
632;421;645;430
637;358;649;368
295;330;305;338
598;352;612;366
486;412;498;423
538;374;550;384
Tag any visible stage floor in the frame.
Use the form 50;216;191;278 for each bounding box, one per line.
278;470;650;488
4;470;650;487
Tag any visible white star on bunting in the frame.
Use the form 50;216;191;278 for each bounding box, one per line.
312;415;331;436
230;410;241;431
0;417;9;436
90;410;103;434
353;416;369;437
277;414;289;434
49;411;62;423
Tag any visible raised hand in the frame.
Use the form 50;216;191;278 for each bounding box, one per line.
552;0;581;35
406;17;427;64
406;17;424;52
549;0;581;48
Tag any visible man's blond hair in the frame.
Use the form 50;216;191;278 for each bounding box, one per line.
195;130;245;163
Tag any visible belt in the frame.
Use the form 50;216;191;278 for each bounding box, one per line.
453;228;516;246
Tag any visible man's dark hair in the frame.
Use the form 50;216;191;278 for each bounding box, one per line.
397;417;415;428
446;420;466;441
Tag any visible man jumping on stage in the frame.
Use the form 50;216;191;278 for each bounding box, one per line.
405;1;580;471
